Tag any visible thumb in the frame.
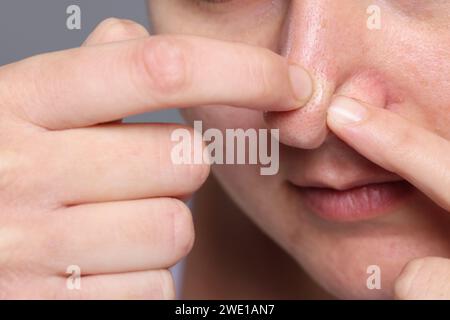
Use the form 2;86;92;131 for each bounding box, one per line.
395;257;450;300
83;17;149;46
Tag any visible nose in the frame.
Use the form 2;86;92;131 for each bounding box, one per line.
265;0;388;149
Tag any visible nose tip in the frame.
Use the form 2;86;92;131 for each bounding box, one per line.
265;69;389;150
265;76;335;149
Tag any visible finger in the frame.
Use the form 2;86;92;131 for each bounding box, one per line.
63;270;175;300
12;270;174;300
3;35;312;129
83;18;149;46
82;18;150;125
35;198;194;275
327;96;450;211
395;257;450;300
30;123;208;204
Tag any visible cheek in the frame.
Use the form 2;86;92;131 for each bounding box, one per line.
405;58;450;139
376;16;450;138
149;0;288;50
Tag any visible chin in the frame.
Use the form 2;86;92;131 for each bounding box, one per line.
284;196;450;299
218;167;450;299
292;237;415;299
295;236;447;299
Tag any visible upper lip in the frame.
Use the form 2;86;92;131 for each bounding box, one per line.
289;175;404;191
285;136;405;191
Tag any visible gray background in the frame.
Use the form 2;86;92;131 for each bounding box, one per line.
0;0;182;123
0;0;185;293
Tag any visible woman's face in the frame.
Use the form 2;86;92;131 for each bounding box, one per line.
148;0;450;299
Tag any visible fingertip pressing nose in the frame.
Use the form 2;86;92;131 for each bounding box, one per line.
288;63;315;107
327;96;369;126
265;69;390;150
265;76;333;149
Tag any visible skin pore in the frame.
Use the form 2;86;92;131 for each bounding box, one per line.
148;0;450;299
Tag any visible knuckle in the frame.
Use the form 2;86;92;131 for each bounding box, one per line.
0;226;24;270
38;220;69;263
0;276;25;300
0;227;29;299
137;36;189;97
0;150;22;195
96;17;124;31
246;54;273;101
164;198;195;260
98;17;122;27
101;18;148;41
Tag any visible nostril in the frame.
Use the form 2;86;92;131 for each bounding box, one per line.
264;69;390;150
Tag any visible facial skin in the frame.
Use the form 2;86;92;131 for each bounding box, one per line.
148;0;450;298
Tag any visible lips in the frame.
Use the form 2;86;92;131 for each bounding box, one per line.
292;180;414;222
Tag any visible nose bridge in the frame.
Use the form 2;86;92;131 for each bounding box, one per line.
282;0;364;80
267;0;369;149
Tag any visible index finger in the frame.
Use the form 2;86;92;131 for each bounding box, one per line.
327;96;450;211
1;35;313;129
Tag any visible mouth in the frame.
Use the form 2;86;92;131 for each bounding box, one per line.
291;180;415;222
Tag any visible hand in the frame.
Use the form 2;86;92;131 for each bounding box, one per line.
327;96;450;300
0;18;312;299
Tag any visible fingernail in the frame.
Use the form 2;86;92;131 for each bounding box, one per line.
328;96;368;125
289;64;314;105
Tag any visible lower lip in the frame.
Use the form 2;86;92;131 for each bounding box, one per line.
297;181;414;222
